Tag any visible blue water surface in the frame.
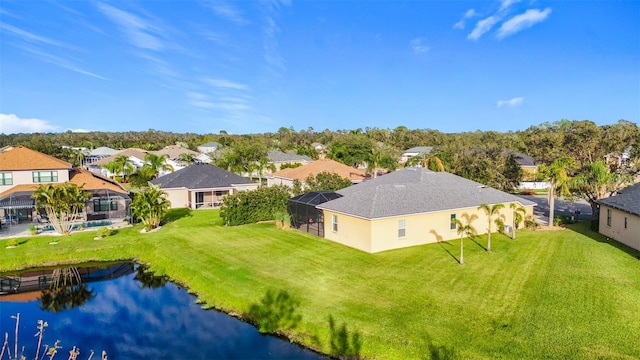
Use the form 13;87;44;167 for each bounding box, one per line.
0;263;323;359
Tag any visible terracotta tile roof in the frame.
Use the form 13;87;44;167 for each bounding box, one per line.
0;170;127;199
69;169;128;194
0;146;71;171
270;159;367;182
92;148;149;166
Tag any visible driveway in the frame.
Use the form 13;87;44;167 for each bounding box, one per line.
516;195;593;225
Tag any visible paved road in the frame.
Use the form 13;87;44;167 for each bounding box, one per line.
516;195;593;225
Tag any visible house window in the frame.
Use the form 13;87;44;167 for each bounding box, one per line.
606;209;611;226
450;214;457;230
93;198;118;212
624;217;627;229
32;171;58;183
0;172;12;185
332;215;338;232
215;191;223;196
398;219;406;238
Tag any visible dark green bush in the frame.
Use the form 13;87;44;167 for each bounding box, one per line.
220;185;292;226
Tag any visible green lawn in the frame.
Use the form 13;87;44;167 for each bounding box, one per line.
2;209;639;359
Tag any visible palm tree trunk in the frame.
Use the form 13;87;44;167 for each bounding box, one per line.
548;184;556;227
487;222;492;252
460;236;464;265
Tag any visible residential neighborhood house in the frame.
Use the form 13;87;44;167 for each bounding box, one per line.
150;163;259;209
0;146;130;225
301;167;537;253
197;141;221;154
267;159;367;188
267;150;313;172
598;182;640;252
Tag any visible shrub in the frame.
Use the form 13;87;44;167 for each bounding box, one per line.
524;215;540;230
96;227;113;238
220;185;292;226
519;189;535;195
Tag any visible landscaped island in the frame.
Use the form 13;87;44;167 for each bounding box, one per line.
2;209;639;359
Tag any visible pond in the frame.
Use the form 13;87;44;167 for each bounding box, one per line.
0;262;324;359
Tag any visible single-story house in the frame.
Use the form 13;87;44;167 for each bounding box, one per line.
503;149;538;180
154;145;212;165
267;159;367;188
598;182;640;251
309;168;535;253
150;163;259;209
267;150;313;171
84;146;119;165
197;141;221;154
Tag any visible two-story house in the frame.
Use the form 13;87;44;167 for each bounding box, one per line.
0;146;130;223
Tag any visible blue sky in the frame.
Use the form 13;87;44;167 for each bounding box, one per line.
1;0;638;135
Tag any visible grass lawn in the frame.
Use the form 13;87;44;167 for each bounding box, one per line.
2;209;639;359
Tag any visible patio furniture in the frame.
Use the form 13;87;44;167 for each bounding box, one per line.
2;215;9;225
11;214;18;224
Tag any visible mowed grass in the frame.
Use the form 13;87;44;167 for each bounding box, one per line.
1;209;639;359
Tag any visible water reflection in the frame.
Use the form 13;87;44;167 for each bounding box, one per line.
0;263;323;359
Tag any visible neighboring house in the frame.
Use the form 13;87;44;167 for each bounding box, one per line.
268;150;313;172
503;149;538;180
0;146;130;223
604;146;633;168
84;147;119;165
598;182;640;252
88;148;149;178
154;145;211;165
267;159;367;187
311;143;327;159
400;146;433;164
309;167;535;253
150;163;259;209
197;141;221;154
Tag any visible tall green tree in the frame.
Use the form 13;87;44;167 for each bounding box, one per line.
113;155;134;182
569;160;633;222
130;183;170;231
178;153;196;166
452;213;477;265
539;158;573;226
32;183;91;235
303;171;353;192
327;133;373;168
477;203;505;252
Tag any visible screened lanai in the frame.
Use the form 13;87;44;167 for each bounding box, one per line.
287;191;342;237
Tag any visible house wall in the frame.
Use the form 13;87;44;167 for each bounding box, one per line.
164;188;190;209
599;205;640;252
322;202;533;253
0;169;70;194
267;177;294;188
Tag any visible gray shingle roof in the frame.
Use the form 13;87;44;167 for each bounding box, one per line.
150;163;255;189
268;150;312;163
503;149;536;166
598;182;640;216
317;168;536;219
199;141;221;148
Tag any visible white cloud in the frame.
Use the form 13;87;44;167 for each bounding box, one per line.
453;8;477;30
19;46;109;80
499;0;520;12
96;2;166;51
0;23;73;49
203;78;248;90
496;8;552;39
467;16;499;40
0;114;58;134
206;1;249;25
410;38;430;54
497;97;524;108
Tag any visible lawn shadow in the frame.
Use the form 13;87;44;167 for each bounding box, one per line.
328;315;363;359
567;222;640;260
469;236;487;251
248;289;302;334
162;208;192;224
430;230;459;264
421;334;458;360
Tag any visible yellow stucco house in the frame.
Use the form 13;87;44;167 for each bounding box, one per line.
598;182;640;251
311;168;536;253
150;164;258;209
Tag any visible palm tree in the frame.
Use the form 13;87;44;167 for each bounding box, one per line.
452;213;477;265
509;203;527;239
420;155;445;172
102;160;120;179
130;183;170;231
477;203;505;251
144;153;174;179
539;158;573;226
33;183;90;235
253;157;275;185
113;155;134;182
178;153;196;166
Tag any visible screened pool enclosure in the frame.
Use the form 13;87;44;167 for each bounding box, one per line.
287;191;342;237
